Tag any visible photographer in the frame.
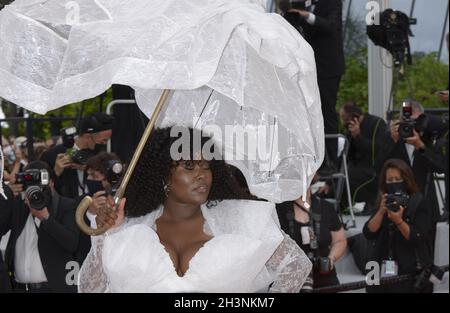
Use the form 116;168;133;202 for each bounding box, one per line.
377;100;446;230
0;161;79;292
5;137;29;180
0;185;13;292
276;182;347;291
338;102;387;212
364;159;433;293
76;152;123;264
40;112;114;198
281;0;345;166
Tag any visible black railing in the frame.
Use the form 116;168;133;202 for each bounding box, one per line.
0;116;78;161
314;264;449;293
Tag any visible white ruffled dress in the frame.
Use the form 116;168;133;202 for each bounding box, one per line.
78;200;312;293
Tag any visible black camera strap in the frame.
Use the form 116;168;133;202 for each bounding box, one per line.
293;198;322;256
387;223;395;260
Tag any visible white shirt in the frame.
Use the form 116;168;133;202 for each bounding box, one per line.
405;143;415;166
14;214;48;283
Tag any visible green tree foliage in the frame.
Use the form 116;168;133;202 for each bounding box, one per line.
1;90;113;140
337;47;369;112
339;8;449;115
0;0;13;10
395;52;449;109
338;50;449;115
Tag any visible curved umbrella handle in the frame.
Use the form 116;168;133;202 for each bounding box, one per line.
75;89;171;236
75;195;110;236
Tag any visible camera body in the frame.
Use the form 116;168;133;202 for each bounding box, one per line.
71;149;96;165
399;100;415;138
61;126;76;149
15;169;50;210
398;100;448;139
104;160;124;196
398;120;415;139
385;192;409;212
61;126;95;165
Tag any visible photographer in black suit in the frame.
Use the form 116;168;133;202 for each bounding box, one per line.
0;161;79;292
341;102;387;210
281;0;345;166
40;112;114;198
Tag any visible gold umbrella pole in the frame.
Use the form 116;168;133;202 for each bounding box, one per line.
75;89;171;236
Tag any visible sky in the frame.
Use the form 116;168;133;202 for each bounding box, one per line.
346;0;449;62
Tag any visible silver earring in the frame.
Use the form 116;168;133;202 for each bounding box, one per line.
163;182;170;197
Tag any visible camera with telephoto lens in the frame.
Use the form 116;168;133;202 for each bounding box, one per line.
15;169;50;210
61;126;95;165
398;100;417;139
398;100;448;139
385;192;409;213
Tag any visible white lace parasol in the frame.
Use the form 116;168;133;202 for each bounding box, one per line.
0;0;324;202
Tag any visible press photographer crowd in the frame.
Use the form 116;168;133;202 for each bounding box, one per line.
0;0;448;294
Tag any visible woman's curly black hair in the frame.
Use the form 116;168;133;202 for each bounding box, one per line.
124;127;255;217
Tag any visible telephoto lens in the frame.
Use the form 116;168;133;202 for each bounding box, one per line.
25;186;47;210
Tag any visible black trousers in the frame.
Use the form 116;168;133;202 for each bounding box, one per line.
318;76;341;168
0;262;12;293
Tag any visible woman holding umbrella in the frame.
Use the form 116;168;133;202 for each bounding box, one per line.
78;127;312;293
0;0;325;292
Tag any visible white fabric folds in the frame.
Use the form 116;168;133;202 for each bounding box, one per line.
78;200;312;293
0;0;324;202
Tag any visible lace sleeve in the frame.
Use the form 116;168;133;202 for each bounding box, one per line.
78;235;110;293
266;232;312;293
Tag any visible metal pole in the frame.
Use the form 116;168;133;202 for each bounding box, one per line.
76;90;171;236
368;0;392;119
10;102;19;137
438;2;449;62
343;0;353;45
25;117;35;161
409;0;416;18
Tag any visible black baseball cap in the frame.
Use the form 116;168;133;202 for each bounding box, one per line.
79;113;114;135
